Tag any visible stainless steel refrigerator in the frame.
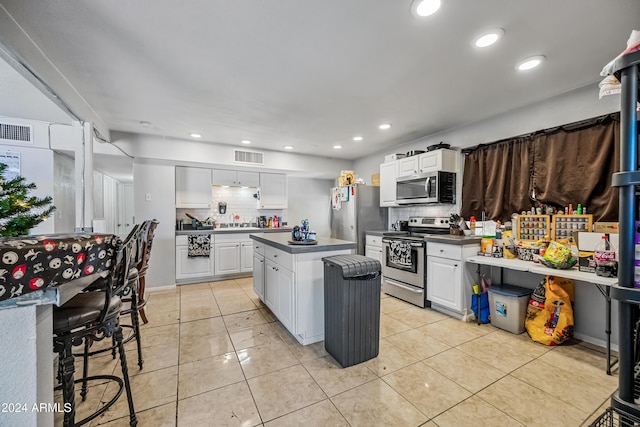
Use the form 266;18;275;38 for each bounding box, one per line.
330;185;388;255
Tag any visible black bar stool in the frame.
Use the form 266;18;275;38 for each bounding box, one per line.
53;226;140;426
79;219;159;373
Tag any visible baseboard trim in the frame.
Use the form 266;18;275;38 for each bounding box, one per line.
146;284;177;293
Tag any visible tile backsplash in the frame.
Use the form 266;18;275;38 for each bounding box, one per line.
388;204;459;225
176;186;286;226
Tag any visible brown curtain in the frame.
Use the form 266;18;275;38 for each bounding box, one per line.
532;116;620;221
461;138;532;221
461;114;620;222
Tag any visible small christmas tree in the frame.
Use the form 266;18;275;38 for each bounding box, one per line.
0;163;56;237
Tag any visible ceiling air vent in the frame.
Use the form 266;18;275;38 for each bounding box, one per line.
0;123;33;144
234;149;264;165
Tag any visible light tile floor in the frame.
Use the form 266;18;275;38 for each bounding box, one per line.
64;277;618;426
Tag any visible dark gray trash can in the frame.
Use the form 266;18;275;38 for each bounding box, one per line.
322;254;381;368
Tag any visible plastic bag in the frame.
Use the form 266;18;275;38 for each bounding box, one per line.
471;293;490;324
543;241;571;265
525;276;574;345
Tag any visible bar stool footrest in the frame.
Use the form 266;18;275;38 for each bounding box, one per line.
55;374;124;426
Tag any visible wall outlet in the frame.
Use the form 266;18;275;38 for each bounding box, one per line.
145;193;152;201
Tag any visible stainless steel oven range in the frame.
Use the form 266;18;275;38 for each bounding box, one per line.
381;216;450;307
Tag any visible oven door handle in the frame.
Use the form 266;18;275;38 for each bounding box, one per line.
384;279;423;293
382;239;423;248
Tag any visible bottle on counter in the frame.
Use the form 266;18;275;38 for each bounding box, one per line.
469;216;476;234
595;235;618;277
577;204;583;215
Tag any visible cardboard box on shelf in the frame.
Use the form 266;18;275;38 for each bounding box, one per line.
575;232;619;273
594;222;619;233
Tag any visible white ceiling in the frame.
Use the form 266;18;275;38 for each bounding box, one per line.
0;0;638;161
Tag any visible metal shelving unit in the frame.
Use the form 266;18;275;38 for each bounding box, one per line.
592;49;640;425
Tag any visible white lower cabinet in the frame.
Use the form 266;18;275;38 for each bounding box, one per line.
426;241;479;320
175;235;214;281
213;233;253;277
253;252;265;300
241;242;254;272
176;232;262;283
427;256;461;311
365;234;383;264
265;259;295;331
215;242;241;275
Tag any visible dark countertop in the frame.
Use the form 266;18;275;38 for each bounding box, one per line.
424;234;483;245
364;230;409;237
250;233;356;254
176;227;291;236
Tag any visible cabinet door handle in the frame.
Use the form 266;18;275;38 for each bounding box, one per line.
454;264;458;267
274;254;278;258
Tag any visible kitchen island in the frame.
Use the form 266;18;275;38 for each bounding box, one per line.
250;233;356;345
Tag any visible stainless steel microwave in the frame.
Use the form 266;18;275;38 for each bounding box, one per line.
396;171;456;204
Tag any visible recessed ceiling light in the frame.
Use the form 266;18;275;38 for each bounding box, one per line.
379;123;392;130
140;121;153;128
333;145;342;149
353;136;363;141
411;0;441;17
190;133;202;138
516;55;545;71
241;140;251;144
283;145;293;150
474;29;504;48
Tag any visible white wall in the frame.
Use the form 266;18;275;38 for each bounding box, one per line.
0;145;55;234
287;178;334;238
354;82;621;181
111;132;353;180
133;160;176;288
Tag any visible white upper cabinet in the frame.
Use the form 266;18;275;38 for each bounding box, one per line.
175;166;212;208
258;173;287;209
418;149;459;173
212;169;260;187
397;156;419;177
379;161;399;207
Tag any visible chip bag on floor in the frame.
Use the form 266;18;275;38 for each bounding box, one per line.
525;275;574;345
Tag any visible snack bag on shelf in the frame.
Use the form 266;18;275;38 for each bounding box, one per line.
542;240;572;266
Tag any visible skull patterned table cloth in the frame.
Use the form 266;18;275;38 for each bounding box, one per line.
0;233;118;304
